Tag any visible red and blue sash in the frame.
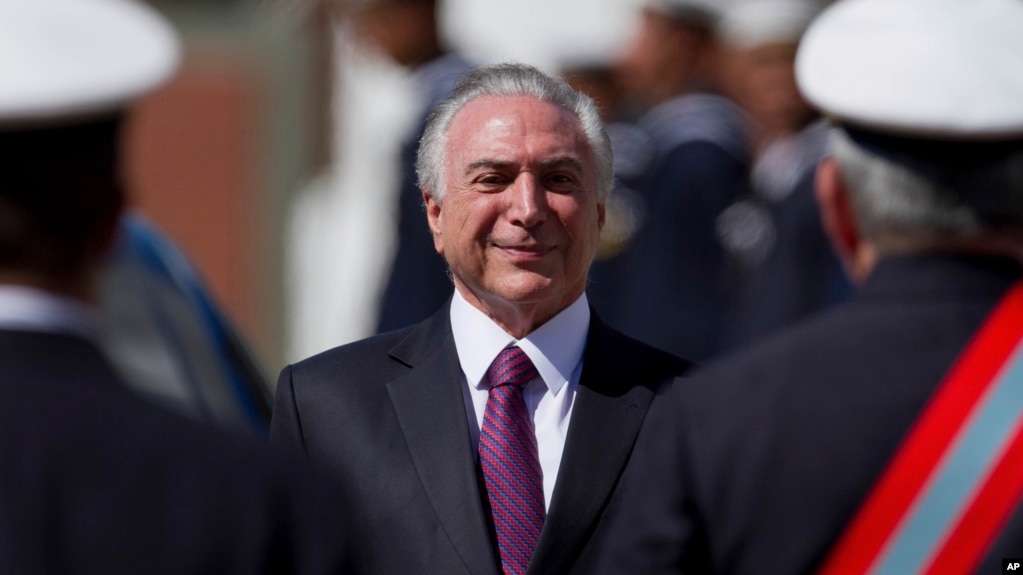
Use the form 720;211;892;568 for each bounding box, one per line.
819;281;1023;575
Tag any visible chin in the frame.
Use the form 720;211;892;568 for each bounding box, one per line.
492;274;560;304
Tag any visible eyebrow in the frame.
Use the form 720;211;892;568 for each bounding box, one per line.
463;156;585;176
538;156;585;173
464;160;513;175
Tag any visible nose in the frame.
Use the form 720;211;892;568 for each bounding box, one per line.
508;172;547;228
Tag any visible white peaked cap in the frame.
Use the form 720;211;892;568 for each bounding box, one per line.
0;0;180;125
795;0;1023;140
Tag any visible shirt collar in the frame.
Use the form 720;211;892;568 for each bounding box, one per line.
450;290;590;397
0;285;98;339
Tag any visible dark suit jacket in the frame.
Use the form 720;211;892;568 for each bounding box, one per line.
598;255;1023;574
0;329;352;575
272;303;691;575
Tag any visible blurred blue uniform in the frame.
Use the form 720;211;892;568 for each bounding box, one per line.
375;53;472;333
616;93;750;361
99;213;272;436
586;121;655;328
720;121;852;348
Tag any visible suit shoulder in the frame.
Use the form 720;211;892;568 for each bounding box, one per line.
611;321;694;365
596;321;696;381
287;325;417;376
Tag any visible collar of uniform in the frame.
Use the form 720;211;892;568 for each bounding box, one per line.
862;254;1023;302
0;285;98;339
639;92;749;164
450;290;590;397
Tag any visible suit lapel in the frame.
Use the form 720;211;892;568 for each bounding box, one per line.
385;309;500;575
530;317;659;575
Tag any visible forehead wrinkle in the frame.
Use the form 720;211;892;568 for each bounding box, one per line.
445;95;595;185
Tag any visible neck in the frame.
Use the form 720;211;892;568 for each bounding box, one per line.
0;270;97;306
454;285;580;340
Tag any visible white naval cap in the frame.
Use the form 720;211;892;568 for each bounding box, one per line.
795;0;1023;140
717;0;820;50
0;0;180;126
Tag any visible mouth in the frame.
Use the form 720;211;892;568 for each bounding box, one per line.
495;242;554;262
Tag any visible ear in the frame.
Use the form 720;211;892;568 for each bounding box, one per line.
596;200;606;231
423;190;444;255
815;157;864;282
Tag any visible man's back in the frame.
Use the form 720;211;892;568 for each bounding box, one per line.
604;255;1023;574
0;329;352;575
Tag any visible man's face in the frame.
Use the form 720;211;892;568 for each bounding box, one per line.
426;95;605;328
352;1;433;67
616;12;704;110
719;42;812;138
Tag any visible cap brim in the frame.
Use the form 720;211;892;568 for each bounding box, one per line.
0;0;180;125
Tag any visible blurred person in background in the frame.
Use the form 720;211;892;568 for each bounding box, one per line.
362;0;474;334
287;0;472;359
716;0;820;152
612;0;751;361
597;0;1023;572
712;0;851;348
558;57;656;333
0;0;353;572
100;213;273;436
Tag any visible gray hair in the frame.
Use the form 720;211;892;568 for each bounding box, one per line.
830;128;1023;250
416;62;614;203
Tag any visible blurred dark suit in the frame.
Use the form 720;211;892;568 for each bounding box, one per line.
0;328;353;575
598;255;1023;574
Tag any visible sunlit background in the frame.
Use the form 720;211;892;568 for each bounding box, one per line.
126;0;827;376
126;0;649;371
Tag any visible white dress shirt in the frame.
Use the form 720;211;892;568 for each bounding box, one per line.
450;289;590;511
0;285;97;338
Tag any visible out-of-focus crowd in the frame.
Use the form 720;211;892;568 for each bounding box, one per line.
287;0;850;364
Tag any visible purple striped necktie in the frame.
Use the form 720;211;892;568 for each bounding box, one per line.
479;346;545;575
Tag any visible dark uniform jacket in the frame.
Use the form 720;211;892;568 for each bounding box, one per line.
272;303;691;575
0;329;352;575
617;93;750;362
599;255;1023;574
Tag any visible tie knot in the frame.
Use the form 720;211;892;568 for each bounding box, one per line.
487;347;539;389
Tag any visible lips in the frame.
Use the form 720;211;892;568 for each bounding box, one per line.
495;243;554;261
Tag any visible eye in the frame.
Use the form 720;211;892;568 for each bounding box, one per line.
545;172;579;191
475;173;510;190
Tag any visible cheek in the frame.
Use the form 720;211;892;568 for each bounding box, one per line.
442;198;495;250
557;200;602;249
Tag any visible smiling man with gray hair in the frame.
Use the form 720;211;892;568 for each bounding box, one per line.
272;62;692;575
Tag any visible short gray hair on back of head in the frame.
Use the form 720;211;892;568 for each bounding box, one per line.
830;128;1023;250
415;62;614;203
